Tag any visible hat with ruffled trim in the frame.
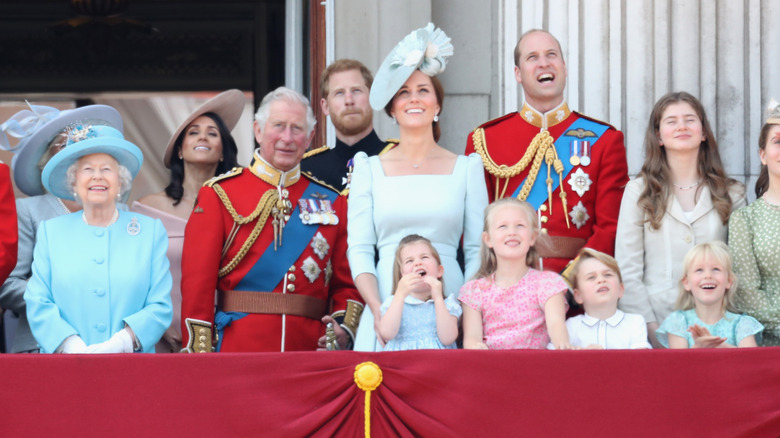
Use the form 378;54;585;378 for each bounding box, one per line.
767;99;780;125
369;23;453;111
163;89;245;168
42;124;143;201
0;104;123;196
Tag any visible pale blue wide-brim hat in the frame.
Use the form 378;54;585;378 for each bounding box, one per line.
0;104;123;196
42;124;143;201
369;22;453;111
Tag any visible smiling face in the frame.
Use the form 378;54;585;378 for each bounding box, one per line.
573;257;624;310
74;152;120;208
682;254;732;309
514;30;567;112
389;70;440;129
180;115;224;165
483;203;537;261
759;125;780;178
254;99;310;171
657;102;705;154
321;69;373;138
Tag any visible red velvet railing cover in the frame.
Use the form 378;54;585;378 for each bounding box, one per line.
1;348;778;437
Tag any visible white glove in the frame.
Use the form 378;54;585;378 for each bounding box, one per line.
59;335;89;354
86;328;135;354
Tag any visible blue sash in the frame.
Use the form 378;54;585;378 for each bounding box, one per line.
214;182;337;350
511;117;608;209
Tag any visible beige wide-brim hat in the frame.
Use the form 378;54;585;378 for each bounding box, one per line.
163;89;245;168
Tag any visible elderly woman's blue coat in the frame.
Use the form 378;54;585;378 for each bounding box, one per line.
25;211;172;353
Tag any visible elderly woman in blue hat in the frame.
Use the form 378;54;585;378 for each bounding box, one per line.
0;104;127;353
347;23;488;351
24;123;172;353
133;89;243;353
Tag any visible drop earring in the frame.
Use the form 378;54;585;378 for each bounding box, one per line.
392;115;397;125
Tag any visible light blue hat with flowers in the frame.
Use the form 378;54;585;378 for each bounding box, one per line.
369;22;453;111
41;124;143;201
0;104;123;196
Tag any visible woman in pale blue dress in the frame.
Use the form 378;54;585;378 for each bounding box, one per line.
348;23;488;351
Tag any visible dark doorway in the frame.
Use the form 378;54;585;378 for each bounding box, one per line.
0;0;286;105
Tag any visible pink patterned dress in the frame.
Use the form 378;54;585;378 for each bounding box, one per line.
459;269;568;349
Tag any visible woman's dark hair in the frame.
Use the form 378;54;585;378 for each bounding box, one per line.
164;111;239;205
755;121;780;198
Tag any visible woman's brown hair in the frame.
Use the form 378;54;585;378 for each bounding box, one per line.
637;91;738;230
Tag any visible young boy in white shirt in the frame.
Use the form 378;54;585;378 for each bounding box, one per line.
564;248;652;349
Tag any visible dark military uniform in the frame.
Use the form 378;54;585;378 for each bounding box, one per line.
301;130;391;196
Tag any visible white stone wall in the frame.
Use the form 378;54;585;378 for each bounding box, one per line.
331;0;780;200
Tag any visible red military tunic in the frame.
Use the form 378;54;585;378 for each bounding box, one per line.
0;162;18;284
181;153;360;352
466;102;628;273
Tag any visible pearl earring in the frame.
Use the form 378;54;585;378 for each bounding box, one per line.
433;114;439;123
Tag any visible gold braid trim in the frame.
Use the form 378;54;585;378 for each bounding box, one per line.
213;184;272;225
212;183;280;277
472;127;555;200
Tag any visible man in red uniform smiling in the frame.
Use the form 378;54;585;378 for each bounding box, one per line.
466;29;628;275
181;87;362;352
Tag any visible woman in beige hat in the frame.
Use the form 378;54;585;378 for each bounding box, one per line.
132;89;244;352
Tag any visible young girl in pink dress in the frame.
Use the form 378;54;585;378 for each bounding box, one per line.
460;198;572;349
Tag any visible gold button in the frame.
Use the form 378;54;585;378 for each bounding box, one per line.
540;216;548;223
198;328;206;335
287;273;296;282
684;236;692;243
287;284;295;292
541;229;548;234
539;204;548;212
288;266;296;272
198;342;206;350
199;335;207;343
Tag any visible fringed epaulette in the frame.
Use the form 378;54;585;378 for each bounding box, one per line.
573;111;617;131
303;145;330;159
204;166;243;187
302;172;342;196
472;112;516;133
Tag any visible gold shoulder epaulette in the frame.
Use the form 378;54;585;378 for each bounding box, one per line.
302;172;342;195
573;111;616;130
380;139;399;154
204;166;243;187
303;145;330;159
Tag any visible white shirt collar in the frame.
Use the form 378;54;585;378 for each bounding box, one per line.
581;309;625;327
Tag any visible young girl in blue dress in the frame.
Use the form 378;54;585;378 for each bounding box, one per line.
377;234;461;351
656;241;763;348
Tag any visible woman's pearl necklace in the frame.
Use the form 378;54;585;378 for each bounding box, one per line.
82;209;119;227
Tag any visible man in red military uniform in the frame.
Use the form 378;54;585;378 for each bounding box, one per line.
181;87;363;352
466;29;628;275
0;161;18;285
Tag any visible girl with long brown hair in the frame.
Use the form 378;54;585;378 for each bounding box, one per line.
615;91;745;347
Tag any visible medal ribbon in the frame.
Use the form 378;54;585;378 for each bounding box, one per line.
511;117;609;209
214;183;338;347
